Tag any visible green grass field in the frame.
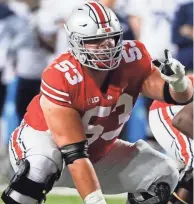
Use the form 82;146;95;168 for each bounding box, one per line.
0;194;126;204
46;195;125;204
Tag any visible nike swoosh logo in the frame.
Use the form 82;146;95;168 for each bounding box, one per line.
79;24;87;27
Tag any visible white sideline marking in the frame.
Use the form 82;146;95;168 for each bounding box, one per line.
0;185;127;199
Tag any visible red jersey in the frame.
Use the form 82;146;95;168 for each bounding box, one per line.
150;75;193;111
24;40;152;162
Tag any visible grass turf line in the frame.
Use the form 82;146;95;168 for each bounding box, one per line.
0;194;126;204
46;195;125;204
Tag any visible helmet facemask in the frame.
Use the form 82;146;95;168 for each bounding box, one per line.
69;31;123;71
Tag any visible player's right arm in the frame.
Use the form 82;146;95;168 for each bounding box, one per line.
40;59;106;204
172;102;193;139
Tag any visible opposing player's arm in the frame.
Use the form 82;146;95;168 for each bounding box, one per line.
172;102;193;139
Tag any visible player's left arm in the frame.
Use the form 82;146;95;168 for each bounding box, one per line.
141;50;193;104
172;102;193;139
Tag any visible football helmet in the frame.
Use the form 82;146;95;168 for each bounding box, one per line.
64;1;123;71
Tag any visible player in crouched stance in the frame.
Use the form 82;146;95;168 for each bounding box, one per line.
149;76;193;204
1;1;193;204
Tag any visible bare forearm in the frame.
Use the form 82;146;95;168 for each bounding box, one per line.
173;119;193;139
68;158;101;200
172;103;193;139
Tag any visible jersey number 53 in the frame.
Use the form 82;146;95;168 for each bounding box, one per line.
55;60;83;85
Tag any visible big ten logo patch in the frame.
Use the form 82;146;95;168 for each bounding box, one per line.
87;96;100;105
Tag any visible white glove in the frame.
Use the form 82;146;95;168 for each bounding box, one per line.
152;50;189;92
84;190;107;204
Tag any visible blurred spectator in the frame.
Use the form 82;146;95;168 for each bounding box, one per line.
0;0;26;142
9;0;29;18
0;0;27;182
38;0;86;57
128;0;178;60
172;1;193;72
0;1;12;118
9;0;55;122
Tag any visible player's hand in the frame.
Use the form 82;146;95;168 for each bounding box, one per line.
84;190;107;204
152;50;188;92
152;49;185;83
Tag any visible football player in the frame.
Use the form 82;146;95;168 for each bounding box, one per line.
149;75;193;204
1;1;193;204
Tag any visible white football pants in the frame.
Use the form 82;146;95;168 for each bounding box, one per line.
149;105;193;168
9;123;179;204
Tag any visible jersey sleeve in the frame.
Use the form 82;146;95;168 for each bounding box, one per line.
134;40;154;80
40;62;73;107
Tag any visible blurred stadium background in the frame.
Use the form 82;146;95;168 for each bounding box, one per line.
0;0;193;203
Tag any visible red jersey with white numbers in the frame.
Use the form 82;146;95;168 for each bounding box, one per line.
24;40;153;163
